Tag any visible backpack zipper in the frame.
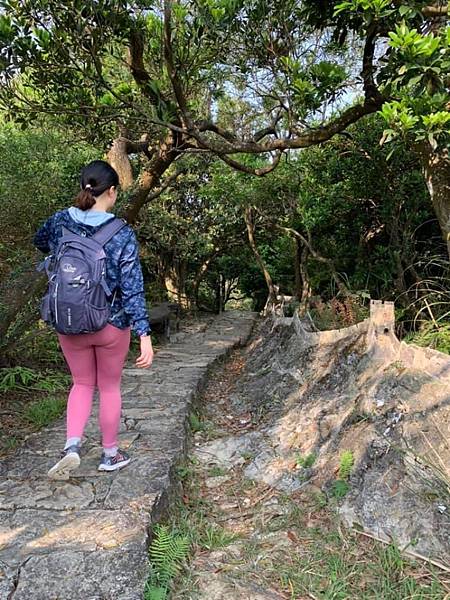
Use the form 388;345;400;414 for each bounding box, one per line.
53;282;59;324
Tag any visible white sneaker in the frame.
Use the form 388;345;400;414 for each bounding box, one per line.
48;445;81;480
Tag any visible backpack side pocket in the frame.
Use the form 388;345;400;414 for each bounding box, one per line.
40;290;52;325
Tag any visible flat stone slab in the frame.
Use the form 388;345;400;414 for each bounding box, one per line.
0;311;257;599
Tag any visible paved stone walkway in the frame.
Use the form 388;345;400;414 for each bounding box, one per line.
0;311;257;600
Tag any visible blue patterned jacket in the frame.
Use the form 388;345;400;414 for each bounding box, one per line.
33;209;151;336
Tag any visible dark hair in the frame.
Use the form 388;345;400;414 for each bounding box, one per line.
75;160;120;211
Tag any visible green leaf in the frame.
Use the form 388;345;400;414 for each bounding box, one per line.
408;74;423;86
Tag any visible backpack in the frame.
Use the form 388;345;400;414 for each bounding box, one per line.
38;217;126;334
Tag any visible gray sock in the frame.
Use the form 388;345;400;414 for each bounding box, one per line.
65;437;81;449
104;446;118;458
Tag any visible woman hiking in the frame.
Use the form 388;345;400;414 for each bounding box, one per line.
33;159;153;480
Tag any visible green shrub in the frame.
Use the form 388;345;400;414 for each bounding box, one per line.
295;452;317;469
405;322;450;355
330;479;350;499
0;366;70;393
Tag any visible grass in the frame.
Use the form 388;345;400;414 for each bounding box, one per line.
207;465;229;477
0;365;71;456
169;497;240;552
405;322;450;355
22;395;66;428
161;332;449;599
168;460;449;600
1;436;19;453
188;411;218;438
245;522;447;600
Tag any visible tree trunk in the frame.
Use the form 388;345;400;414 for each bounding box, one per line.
244;207;277;306
294;237;302;302
107;136;134;191
213;274;221;314
299;246;312;315
193;252;218;308
415;143;450;260
124;131;179;224
164;260;189;308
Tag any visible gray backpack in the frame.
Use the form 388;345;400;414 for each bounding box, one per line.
39;218;126;334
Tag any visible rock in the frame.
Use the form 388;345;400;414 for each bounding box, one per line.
205;475;231;489
223;303;450;566
194;431;265;467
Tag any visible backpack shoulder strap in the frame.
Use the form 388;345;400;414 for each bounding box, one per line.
93;218;127;246
61;226;73;236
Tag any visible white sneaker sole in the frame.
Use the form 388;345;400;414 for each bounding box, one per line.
98;458;131;472
48;452;81;480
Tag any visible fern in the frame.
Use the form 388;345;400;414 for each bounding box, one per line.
146;524;190;600
339;450;354;481
331;479;350;499
145;586;166;600
0;366;39;392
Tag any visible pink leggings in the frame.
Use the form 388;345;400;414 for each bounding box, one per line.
58;324;131;448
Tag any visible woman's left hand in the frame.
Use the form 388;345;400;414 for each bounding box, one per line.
136;335;154;368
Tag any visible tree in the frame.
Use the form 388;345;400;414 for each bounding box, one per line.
0;0;448;318
302;0;450;255
0;0;383;225
136;154;246;307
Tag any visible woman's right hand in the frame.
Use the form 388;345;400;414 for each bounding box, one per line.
136;335;154;368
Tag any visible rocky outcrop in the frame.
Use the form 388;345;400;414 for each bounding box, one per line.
195;302;450;567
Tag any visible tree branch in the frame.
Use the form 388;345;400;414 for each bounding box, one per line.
422;5;448;17
361;21;383;104
124;131;180;224
196;120;239;143
253;109;283;142
145;168;186;203
184;99;383;155
218;151;283;176
163;0;191;126
244;207;277;303
125;137;155;158
273;224;350;296
128;27;151;86
128;26;168;108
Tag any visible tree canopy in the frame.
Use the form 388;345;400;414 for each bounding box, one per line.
0;1;447;249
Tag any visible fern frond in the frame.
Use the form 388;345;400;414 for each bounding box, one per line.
145;585;166;600
339;450;354;480
148;524;190;593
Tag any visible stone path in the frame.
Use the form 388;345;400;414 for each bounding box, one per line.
0;311;257;600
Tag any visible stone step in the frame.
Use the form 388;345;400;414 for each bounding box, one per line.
0;311;258;600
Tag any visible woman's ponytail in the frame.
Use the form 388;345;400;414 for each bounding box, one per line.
75;185;97;211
